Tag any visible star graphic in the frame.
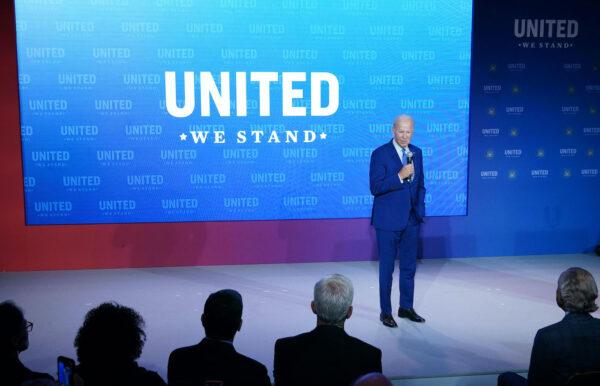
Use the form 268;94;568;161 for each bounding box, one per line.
320;132;327;140
563;169;572;178
537;149;545;158
510;128;519;137
179;133;187;141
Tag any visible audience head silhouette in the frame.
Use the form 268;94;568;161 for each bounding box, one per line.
499;267;600;386
0;301;29;356
312;274;354;327
352;372;393;386
556;267;598;313
74;302;166;385
202;289;243;341
168;289;270;386
1;301;55;385
75;302;146;370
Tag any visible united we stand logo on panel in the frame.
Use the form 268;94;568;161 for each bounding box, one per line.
513;19;578;49
164;71;339;145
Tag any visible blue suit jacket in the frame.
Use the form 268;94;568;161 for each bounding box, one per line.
369;140;426;231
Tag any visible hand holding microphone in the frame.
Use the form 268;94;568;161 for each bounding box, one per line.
398;164;414;180
398;149;414;180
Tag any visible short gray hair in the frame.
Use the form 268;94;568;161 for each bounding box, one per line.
558;267;598;313
392;115;414;129
313;274;354;324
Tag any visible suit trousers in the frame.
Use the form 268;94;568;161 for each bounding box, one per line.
376;213;419;315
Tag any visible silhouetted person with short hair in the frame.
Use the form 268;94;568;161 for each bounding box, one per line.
168;289;270;386
498;267;600;386
74;302;165;386
0;301;55;386
274;274;382;386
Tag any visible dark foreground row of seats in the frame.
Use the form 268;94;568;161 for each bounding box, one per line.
3;268;600;386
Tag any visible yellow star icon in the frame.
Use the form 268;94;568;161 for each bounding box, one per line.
320;132;327;140
179;133;187;141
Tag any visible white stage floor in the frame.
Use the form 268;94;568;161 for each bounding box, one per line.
2;254;600;382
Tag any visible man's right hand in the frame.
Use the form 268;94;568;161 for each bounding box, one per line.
398;164;414;180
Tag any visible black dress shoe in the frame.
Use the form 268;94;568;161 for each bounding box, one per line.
380;314;398;328
398;308;426;323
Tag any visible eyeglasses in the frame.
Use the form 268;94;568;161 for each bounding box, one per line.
26;320;33;332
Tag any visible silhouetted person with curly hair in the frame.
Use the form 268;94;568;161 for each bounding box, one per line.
74;302;165;386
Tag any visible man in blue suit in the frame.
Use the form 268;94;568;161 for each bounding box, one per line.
369;115;426;327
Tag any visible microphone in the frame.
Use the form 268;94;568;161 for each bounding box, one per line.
406;149;413;164
405;149;414;182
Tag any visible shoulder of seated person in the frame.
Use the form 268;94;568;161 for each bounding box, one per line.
346;335;381;351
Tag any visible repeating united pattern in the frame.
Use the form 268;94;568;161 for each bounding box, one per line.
471;4;599;198
16;0;471;224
